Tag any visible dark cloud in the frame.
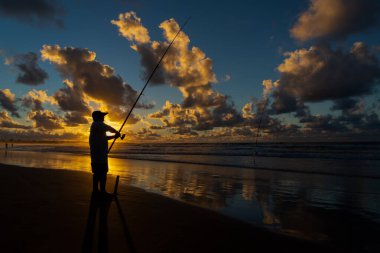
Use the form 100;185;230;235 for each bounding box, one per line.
271;43;380;114
41;45;150;123
52;81;90;126
6;52;48;85
0;111;31;129
41;46;132;106
363;112;380;130
240;101;298;137
0;89;19;117
291;0;380;42
0;120;31;129
331;98;360;111
302;114;348;133
172;126;198;136
28;110;63;129
53;81;90;113
270;90;298;114
135;128;161;140
0;129;82;141
232;126;254;137
63;111;89;127
0;0;64;28
295;98;380;137
22;96;43;111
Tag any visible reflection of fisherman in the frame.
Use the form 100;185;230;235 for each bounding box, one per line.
89;111;120;196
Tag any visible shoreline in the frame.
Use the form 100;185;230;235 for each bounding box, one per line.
3;149;380;180
0;163;344;253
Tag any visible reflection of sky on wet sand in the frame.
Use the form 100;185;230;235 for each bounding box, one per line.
1;150;380;248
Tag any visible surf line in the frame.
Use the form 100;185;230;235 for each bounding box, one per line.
108;16;191;194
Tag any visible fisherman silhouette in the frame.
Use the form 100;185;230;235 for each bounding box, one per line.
89;111;121;197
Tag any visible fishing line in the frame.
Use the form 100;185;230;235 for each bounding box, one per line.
108;16;191;154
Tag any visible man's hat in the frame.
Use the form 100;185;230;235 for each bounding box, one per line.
92;110;108;119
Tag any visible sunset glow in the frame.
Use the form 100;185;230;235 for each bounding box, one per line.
0;0;379;142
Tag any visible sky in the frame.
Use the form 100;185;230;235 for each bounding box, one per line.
0;0;379;142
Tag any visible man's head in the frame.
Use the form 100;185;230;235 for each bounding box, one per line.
92;111;108;122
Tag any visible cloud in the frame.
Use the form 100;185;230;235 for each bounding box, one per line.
111;12;380;140
28;110;63;129
363;112;380;130
0;89;19;117
112;12;216;88
301;114;348;133
294;96;380;138
135;127;161;140
113;12;244;133
5;52;48;85
0;120;31;129
53;80;90;111
0;128;82;141
63;111;89;127
330;98;361;111
21;89;56;111
300;110;380;138
262;79;278;99
240;100;292;135
149;99;243;134
0;0;64;28
41;45;132;106
0;111;11;120
0;111;31;129
50;80;92;126
290;0;380;42
270;42;380;114
41;45;150;123
149;101;200;131
111;12;150;43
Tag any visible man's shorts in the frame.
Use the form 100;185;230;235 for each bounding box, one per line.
91;163;108;174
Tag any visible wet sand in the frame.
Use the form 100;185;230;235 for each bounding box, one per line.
0;163;346;253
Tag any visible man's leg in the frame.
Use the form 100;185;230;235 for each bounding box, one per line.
99;172;107;193
93;173;100;193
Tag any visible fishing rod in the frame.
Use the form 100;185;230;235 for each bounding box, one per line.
108;16;191;154
253;98;269;165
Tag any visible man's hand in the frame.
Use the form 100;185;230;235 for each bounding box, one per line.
115;132;121;139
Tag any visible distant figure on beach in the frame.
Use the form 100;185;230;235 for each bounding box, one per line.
89;111;121;196
5;143;8;149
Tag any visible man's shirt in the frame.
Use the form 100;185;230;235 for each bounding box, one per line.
89;122;117;164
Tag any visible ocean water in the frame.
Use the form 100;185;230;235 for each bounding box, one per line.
1;142;380;251
5;141;380;177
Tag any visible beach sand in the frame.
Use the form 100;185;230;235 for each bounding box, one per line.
0;163;344;253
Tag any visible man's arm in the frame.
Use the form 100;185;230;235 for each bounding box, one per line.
104;124;121;140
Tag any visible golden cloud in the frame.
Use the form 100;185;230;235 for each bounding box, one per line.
290;0;380;42
111;12;151;44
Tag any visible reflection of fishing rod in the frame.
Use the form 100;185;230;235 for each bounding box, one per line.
253;98;269;166
108;16;191;154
